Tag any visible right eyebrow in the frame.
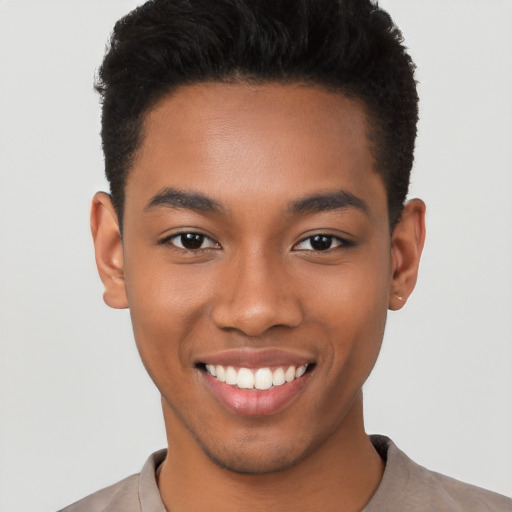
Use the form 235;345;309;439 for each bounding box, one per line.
144;187;224;214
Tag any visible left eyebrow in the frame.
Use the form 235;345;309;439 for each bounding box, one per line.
288;190;369;215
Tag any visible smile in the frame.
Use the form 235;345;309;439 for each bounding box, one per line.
196;349;315;415
205;364;308;390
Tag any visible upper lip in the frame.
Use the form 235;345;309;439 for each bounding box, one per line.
195;348;314;368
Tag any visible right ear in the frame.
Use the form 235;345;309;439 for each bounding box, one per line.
90;192;128;309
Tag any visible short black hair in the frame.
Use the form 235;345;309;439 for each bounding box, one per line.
96;0;418;229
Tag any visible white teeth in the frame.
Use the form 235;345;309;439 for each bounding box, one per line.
237;368;255;389
215;365;226;382
206;363;309;390
255;368;273;390
272;367;285;386
295;365;307;378
284;366;296;383
225;366;238;385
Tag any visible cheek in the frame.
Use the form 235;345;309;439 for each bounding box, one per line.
303;247;391;381
122;249;215;380
303;246;391;326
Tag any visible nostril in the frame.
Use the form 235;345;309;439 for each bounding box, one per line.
211;302;303;338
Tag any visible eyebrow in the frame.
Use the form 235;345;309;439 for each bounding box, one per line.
145;187;368;216
145;187;223;214
289;190;369;215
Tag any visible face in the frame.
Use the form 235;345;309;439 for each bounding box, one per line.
93;83;423;475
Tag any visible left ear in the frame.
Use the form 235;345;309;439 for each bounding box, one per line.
389;198;426;310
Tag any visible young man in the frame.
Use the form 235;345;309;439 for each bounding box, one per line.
61;0;510;510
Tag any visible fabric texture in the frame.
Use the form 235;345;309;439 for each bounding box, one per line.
363;436;511;512
58;436;511;512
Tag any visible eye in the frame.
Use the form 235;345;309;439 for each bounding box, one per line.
163;232;220;251
293;234;347;252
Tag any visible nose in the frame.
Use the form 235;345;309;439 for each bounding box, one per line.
211;249;303;337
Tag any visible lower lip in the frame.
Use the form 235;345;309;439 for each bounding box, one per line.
201;370;311;416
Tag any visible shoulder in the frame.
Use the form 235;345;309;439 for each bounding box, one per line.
57;449;167;512
58;474;140;512
366;435;511;512
406;460;511;511
422;470;511;511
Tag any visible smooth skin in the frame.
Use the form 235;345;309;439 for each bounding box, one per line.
91;83;426;512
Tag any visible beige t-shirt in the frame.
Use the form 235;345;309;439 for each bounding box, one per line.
59;436;511;511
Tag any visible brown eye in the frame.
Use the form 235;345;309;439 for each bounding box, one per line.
164;232;220;250
179;233;205;249
293;234;351;252
294;235;340;251
309;235;334;251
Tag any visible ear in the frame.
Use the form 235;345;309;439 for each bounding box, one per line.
389;198;426;311
90;192;128;309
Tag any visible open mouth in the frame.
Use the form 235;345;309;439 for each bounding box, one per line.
197;363;314;390
196;356;315;415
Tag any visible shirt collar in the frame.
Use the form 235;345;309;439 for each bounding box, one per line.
137;436;400;511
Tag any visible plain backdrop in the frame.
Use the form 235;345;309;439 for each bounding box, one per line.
0;1;511;511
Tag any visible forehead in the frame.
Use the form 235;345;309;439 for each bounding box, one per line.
126;82;385;219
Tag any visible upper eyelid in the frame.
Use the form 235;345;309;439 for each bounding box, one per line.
295;233;349;244
159;230;350;248
292;233;352;250
159;229;216;242
158;232;220;252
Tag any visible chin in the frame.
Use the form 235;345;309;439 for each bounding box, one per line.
193;430;316;475
203;447;304;475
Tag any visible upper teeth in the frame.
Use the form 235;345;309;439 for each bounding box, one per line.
205;364;308;390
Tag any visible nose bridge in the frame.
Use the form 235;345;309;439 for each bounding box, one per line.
211;243;303;336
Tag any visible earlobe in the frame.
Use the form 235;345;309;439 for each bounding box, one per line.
90;192;128;309
389;198;426;311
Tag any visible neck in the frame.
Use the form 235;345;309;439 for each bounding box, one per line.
158;393;384;512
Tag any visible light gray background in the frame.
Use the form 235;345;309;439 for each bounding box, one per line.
0;1;511;511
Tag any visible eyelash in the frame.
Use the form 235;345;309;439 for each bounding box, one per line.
160;232;352;253
293;234;353;252
159;232;220;251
